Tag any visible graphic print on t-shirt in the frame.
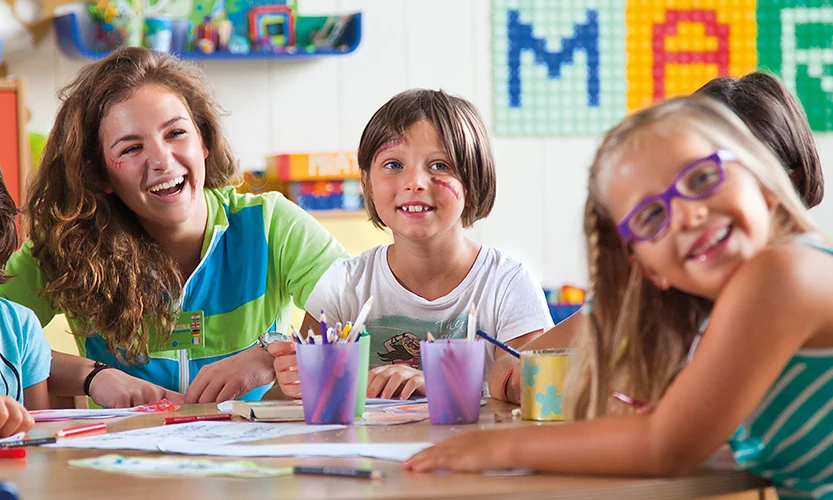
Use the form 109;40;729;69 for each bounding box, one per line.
369;313;467;370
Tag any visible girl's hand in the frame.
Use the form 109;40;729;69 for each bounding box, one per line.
403;430;515;473
267;341;301;399
367;364;425;400
89;369;185;408
184;346;276;403
0;396;34;438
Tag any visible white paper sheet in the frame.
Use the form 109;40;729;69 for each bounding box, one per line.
46;421;343;451
157;439;433;462
0;432;25;443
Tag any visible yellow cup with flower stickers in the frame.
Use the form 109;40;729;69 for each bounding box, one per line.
520;348;571;421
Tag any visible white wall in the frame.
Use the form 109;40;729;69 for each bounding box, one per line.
7;0;833;289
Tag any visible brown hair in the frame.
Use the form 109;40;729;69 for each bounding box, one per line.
26;47;238;362
695;72;824;208
567;96;824;419
357;88;496;229
0;168;19;284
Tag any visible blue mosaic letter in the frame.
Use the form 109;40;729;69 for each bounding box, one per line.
507;9;600;107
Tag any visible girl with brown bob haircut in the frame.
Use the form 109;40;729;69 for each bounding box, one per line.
271;88;554;401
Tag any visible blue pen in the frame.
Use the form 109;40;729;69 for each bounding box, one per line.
320;310;329;344
475;330;520;358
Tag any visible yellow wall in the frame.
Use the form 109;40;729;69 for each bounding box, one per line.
42;213;391;351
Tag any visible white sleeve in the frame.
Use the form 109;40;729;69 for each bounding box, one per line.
495;266;555;343
303;258;349;328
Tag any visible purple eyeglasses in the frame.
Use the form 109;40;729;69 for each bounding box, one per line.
616;149;734;242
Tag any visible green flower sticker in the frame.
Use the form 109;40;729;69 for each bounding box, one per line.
535;384;563;416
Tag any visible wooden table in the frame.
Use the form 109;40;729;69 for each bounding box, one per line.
0;400;770;500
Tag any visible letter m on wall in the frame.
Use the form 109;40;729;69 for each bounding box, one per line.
492;0;626;136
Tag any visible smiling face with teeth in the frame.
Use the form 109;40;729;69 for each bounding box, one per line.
603;129;776;300
365;120;467;244
99;83;209;241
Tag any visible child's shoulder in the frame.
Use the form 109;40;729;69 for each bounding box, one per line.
325;245;388;277
723;235;833;309
0;298;40;336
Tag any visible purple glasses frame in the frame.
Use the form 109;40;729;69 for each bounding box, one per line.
616;149;735;242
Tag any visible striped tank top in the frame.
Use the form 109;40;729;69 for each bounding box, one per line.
729;240;833;499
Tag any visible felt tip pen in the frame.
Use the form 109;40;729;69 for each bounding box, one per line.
292;466;384;480
55;422;107;438
164;413;233;425
0;448;26;459
475;330;520;358
0;437;57;448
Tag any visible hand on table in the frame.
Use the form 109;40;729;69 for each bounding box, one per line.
403;429;515;473
267;341;301;399
367;364;425;400
89;369;185;408
184;346;276;403
0;396;34;437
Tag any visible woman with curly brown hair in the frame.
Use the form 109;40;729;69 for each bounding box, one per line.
0;47;348;407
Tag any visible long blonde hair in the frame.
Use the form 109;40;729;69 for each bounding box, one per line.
567;96;824;419
27;47;238;363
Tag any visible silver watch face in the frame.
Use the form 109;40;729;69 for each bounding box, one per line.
260;332;289;346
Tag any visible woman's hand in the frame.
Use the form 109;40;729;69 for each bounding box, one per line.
367;364;425;400
89;369;185;408
403;429;515;473
0;396;34;437
184;346;276;403
267;341;301;399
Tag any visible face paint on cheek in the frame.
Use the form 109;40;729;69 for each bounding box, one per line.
110;159;125;169
431;177;460;199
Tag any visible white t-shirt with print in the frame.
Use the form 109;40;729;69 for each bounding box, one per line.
305;244;554;388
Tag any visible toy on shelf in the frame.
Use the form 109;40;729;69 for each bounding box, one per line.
239;152;364;214
54;3;361;60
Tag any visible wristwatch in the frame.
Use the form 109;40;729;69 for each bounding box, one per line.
257;331;289;349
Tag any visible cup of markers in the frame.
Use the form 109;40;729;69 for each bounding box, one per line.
421;339;485;425
297;340;359;424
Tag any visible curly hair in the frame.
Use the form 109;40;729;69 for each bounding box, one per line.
0;168;20;284
357;88;496;229
695;72;824;208
26;47;239;362
566;96;823;420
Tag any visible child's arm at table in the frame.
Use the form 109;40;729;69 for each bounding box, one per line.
407;244;829;474
23;380;48;410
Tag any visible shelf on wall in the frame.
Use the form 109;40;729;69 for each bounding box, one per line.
53;11;362;61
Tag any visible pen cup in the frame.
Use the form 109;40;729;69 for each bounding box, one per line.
520;348;572;421
354;331;370;417
420;339;485;425
297;342;359;425
144;16;173;52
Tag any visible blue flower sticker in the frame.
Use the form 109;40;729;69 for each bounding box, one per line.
521;358;540;387
535;384;563;416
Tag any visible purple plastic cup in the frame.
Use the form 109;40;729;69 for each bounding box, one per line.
420;339;485;425
297;342;359;424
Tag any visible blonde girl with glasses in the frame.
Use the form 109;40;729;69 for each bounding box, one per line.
405;96;833;500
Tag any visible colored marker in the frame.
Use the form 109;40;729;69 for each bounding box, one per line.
0;437;57;448
164;413;233;425
0;448;26;459
475;330;520;358
293;466;384;480
55;422;107;438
